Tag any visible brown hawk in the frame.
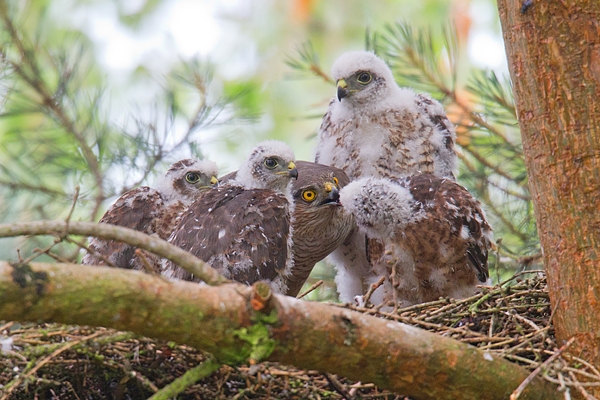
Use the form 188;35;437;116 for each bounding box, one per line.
339;175;493;307
314;50;459;302
82;158;219;270
218;161;355;297
283;161;354;297
163;141;298;293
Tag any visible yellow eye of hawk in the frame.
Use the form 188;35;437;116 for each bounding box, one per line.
333;176;339;186
302;189;317;202
185;172;200;183
357;72;372;84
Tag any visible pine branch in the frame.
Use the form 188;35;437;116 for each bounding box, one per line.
0;220;228;286
122;60;229;193
461;144;521;183
0;179;67;197
0;261;562;400
0;1;105;220
457;152;531;201
286;42;333;84
467;69;517;120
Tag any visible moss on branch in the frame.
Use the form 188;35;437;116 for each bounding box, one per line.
0;261;561;400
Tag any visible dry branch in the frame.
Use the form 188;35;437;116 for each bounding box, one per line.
0;220;227;286
0;261;561;400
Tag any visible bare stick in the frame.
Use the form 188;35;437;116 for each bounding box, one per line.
363;276;385;307
0;220;227;285
510;337;576;400
0;330;105;400
297;280;324;299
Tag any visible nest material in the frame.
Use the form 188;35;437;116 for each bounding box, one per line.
1;272;599;399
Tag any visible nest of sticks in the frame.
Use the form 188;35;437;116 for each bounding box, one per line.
1;271;599;400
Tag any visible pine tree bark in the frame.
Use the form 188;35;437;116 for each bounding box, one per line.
497;0;600;375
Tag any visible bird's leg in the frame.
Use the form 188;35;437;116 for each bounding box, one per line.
390;259;399;314
362;275;386;307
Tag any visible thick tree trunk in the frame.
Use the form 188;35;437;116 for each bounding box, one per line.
497;0;600;375
0;262;560;400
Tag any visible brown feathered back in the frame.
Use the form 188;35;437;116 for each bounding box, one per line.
340;175;493;307
82;159;218;270
164;185;293;289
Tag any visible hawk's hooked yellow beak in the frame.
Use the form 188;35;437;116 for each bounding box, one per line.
200;175;219;190
277;161;298;179
337;78;349;101
319;181;340;205
287;161;299;179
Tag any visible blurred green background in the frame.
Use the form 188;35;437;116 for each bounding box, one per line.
0;0;537;299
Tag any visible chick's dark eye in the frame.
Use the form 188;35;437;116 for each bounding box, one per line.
185;172;200;183
357;72;372;84
264;158;278;169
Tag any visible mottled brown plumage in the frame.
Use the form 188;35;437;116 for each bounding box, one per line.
314;51;459;302
163;141;298;293
82;159;218;270
340;175;492;307
219;161;355;297
283;161;354;297
315;51;456;182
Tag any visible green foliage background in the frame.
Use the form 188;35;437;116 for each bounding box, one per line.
0;0;539;298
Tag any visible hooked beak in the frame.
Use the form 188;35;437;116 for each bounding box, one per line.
200;175;219;190
319;181;340;205
277;161;298;179
336;78;349;101
288;161;299;179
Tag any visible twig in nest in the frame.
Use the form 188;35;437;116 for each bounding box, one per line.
0;330;105;400
506;311;542;332
510;336;576;400
468;291;491;314
570;355;600;379
148;356;221;400
297;280;324;299
498;270;545;287
325;373;353;399
363;276;385;307
390;261;399;313
0;322;15;333
568;370;596;400
63;381;82;400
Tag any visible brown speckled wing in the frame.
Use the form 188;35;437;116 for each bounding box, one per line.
402;174;491;283
167;185;291;285
82;186;164;269
415;94;456;153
